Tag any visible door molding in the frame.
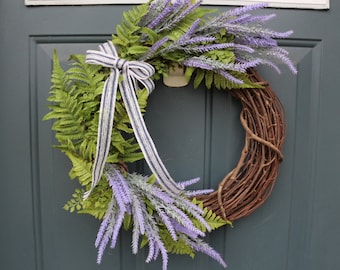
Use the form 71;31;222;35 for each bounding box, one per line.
25;0;330;9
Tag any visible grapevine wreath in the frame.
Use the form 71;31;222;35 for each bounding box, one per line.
44;1;297;269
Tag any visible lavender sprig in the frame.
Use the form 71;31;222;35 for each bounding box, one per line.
184;236;227;268
178;18;201;43
209;2;269;27
184;56;259;73
148;3;174;29
224;2;269;18
142;0;202;35
139;0;171;27
236;36;278;48
179;177;200;186
182;43;254;54
157;0;203;33
140;36;169;61
94;164;227;269
236;13;277;24
225;23;294;39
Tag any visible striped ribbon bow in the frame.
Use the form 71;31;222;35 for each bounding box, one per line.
83;41;183;199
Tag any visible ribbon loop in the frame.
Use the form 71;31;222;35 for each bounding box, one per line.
83;41;183;200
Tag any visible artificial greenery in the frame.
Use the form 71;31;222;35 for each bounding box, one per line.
44;52;148;219
45;49;229;261
44;1;297;269
112;1;259;89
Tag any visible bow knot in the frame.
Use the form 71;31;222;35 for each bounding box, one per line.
83;41;183;200
115;58;128;70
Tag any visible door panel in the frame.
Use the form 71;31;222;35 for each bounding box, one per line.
1;2;339;270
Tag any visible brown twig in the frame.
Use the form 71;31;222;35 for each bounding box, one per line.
196;69;285;221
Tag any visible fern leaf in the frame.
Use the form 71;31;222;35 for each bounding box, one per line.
205;70;214;89
79;138;97;161
127;45;149;55
121;152;144;163
193;69;205;88
140;27;159;44
184;66;195;83
65;152;92;186
123;3;149;28
159;228;195;258
116;24;130;46
64;188;84;213
50;50;67;89
191;198;232;231
78;208;107;220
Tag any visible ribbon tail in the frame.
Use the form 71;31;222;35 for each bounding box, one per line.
83;71;119;200
119;73;183;195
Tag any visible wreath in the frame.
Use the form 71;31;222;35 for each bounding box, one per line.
44;1;296;269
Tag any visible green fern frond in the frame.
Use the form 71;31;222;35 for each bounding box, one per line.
120;152;145;163
160;228;195;258
186;67;260;90
80;179;113;219
191;198;232;231
44;50;152;222
65;151;92;186
193;68;205;89
64;186;109;220
78;207;107;220
63;188;84;213
140;27;159;44
79;138;97;161
112;4;149;57
162;7;215;41
68;54;108;87
49;50;70;91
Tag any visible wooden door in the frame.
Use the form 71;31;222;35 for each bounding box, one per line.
1;1;340;270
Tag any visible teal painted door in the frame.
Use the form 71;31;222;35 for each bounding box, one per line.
1;2;340;270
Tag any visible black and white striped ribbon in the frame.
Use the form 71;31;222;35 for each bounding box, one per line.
83;41;183;199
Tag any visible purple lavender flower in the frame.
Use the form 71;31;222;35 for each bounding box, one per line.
178;177;201;189
93;164;224;269
229;13;276;26
185;237;227;268
109;210;125;248
158;0;202;32
183;57;214;71
236;36;277;48
95;213;110;248
224;2;268;18
225;23;294;40
239;13;277;24
140;0;172;27
130;192;146;235
219;70;244;84
145;238;155;262
184;189;214;197
140;36;169;61
179;36;216;46
238;58;262;69
228;13;252;24
178;18;201;43
265;47;298;74
158;208;178;240
108;168;131;205
97;232;110;264
177;0;202;20
96;207;117;263
172;220;200;239
148;5;173;29
182;42;254;54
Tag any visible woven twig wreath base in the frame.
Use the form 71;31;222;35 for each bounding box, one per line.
196;68;285;222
